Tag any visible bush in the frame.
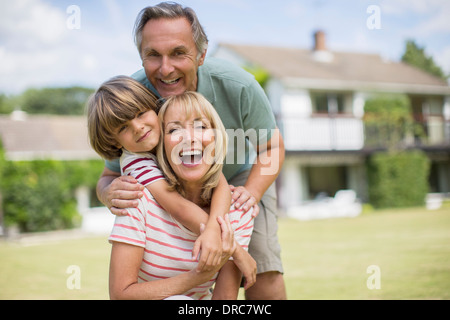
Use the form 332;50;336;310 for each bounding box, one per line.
363;94;421;150
367;150;430;208
0;154;104;233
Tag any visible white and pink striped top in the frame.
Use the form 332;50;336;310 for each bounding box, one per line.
109;188;254;300
120;150;165;186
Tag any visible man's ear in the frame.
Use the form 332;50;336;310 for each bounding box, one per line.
198;49;207;66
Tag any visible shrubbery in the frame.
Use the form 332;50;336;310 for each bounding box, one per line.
367;150;430;208
0;149;104;232
364;95;430;208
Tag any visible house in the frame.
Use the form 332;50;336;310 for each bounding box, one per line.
0;111;98;161
212;31;450;212
0;112;113;234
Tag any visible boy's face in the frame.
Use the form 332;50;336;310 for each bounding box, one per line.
114;109;160;153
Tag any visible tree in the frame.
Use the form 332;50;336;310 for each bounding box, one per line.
20;86;94;115
401;40;448;81
363;94;422;151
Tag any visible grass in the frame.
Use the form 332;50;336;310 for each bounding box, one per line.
1;205;449;300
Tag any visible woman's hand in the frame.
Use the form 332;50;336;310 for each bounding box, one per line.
192;223;223;273
229;185;260;218
194;214;236;281
217;214;237;258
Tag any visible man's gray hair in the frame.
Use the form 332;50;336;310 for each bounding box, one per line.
134;2;209;58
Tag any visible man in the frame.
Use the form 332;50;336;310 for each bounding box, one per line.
96;2;286;300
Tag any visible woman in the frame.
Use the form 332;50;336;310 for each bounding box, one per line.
108;92;254;300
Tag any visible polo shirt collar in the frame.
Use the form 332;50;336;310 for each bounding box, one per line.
197;62;216;104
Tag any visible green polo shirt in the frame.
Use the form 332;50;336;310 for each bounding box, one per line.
105;57;276;180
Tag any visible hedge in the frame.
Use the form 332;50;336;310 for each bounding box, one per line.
367;150;430;208
0;149;104;233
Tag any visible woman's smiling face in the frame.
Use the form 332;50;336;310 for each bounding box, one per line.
163;102;215;187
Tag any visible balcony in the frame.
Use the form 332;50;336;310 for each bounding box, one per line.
279;116;364;151
278;115;450;152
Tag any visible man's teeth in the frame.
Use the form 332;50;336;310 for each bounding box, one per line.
161;78;179;84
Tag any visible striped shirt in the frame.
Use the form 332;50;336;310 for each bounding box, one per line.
120;149;164;186
109;189;254;300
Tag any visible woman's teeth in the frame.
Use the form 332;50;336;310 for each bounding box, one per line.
180;150;202;164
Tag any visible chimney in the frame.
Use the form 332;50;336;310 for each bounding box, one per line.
313;30;326;51
312;30;333;62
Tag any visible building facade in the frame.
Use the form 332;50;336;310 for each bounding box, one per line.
213;31;450;212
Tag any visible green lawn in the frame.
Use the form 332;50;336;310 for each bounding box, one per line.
1;205;449;300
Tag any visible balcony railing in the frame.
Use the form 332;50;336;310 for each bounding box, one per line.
277;115;450;151
278;116;364;151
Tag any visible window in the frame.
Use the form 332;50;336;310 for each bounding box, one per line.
311;92;351;115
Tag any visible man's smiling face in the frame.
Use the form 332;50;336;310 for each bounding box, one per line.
140;17;206;98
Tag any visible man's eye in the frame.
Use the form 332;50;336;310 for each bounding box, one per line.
173;50;186;56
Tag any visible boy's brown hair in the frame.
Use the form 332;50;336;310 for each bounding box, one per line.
86;75;159;160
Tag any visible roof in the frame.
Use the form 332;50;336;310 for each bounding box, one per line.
217;43;450;94
0;112;100;161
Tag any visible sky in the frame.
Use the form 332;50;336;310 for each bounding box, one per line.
0;0;449;95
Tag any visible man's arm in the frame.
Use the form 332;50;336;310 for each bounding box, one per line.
232;127;285;211
96;167;144;216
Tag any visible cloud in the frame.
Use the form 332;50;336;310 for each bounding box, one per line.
381;0;450;35
433;45;450;76
0;0;140;94
0;0;67;48
0;0;70;93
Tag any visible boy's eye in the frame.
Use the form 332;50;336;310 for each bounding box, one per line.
117;124;127;133
137;111;146;117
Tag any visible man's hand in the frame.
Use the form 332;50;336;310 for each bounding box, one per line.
97;169;144;216
229;185;260;218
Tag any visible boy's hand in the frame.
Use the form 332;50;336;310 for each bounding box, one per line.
232;246;257;290
192;222;223;272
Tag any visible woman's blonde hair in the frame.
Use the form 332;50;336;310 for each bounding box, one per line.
157;91;227;206
86;76;159;160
